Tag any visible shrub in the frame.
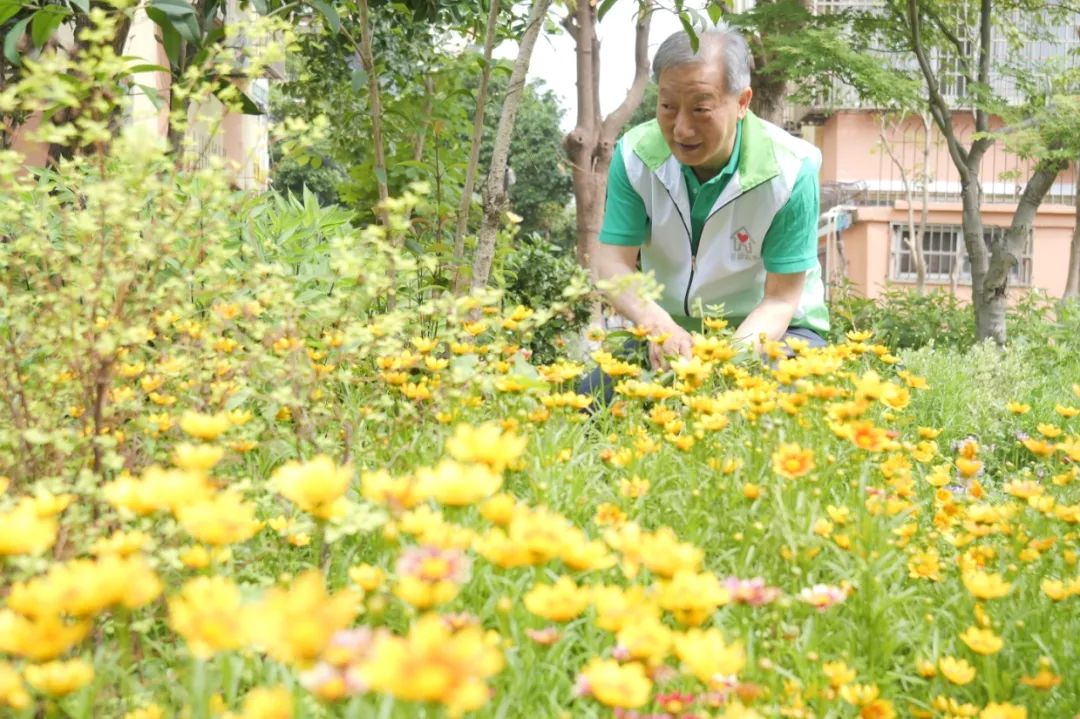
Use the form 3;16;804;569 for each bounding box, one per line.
829;283;975;350
502;237;594;364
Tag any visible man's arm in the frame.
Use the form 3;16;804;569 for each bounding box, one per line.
738;156;821;349
733;270;806;349
593;240;693;369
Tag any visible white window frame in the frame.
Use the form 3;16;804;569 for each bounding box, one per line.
890;223;1033;286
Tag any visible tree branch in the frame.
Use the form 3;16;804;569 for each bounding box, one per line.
452;0;501;292
601;1;653;139
984;157;1067;291
921;0;975;88
905;0;971;180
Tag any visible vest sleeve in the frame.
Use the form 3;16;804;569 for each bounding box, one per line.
598;140;650;247
760;157;820;274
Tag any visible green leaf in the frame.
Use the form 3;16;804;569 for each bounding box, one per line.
145;7;182;66
707;2;723;25
127;63;170;73
135;83;166;110
3;16;30;65
350;66;367;93
0;0;22;26
212;78;263;114
597;0;617;21
309;0;340;33
374;166;387;186
679;13;698;52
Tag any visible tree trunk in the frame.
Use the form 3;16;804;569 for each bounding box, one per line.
917;112;931;293
451;0;501;294
1065;161;1080;299
469;0;553;292
748;70;787;127
978;158;1066;343
565;0;653;274
358;0;391;231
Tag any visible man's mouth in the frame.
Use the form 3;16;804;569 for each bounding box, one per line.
676;142;701;152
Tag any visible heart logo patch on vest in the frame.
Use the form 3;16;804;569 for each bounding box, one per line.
731;226;755;262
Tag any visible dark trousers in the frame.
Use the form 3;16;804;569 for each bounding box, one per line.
577;326;827;407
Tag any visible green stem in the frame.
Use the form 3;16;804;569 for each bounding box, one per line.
190;657;208;719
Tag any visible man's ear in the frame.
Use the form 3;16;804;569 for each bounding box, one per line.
737;87;753;118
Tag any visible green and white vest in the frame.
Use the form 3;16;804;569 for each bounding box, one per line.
621;113;829;334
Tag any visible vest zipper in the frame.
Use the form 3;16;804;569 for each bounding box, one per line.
684;255;696;316
657;182;695;319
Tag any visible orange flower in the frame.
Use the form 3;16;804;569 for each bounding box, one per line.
772;443;815;479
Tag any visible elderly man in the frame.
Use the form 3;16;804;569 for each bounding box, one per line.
593;25;829;370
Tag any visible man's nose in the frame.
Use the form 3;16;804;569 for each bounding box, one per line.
673;110;695;140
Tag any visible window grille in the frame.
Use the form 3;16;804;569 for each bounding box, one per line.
890;223;1032;285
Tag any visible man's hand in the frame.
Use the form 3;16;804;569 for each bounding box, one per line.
642;313;693;370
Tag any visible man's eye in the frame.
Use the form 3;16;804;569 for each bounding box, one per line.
694;107;711;113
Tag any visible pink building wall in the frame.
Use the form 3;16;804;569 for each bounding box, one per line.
816;111;1077;300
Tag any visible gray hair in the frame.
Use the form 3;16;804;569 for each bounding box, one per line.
652;25;753;95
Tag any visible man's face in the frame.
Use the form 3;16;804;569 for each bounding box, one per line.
656;61;752;174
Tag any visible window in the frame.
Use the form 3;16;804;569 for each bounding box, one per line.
890;224;1032;285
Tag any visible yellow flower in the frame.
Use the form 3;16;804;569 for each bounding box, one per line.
658;570;732;626
103;466;212;516
237;686;293;719
24;659;94;696
361;613;503;715
1005;401;1031;414
0;610;90;661
7;555;161;618
1019;667;1061;690
1055;404;1080;418
246;571;359;666
89;529;152;557
415;459;502;506
172;443;226;472
979;703;1027;719
840;683;879;706
0;503;57;556
349;564;386;592
177;491;261;546
639;527;703;577
673;627;745;681
907;549;941;581
523;576;590;622
772;443;815;479
939;656;976;685
959;626;1003;655
0;662;30;709
1021;437;1056;457
822;660;856;688
962;570;1011;600
392;546;470;609
179;410;232;440
272;455;352;519
860;699;897;719
169;576;247;659
616;616;673;665
445;422;527;473
577;658;652;709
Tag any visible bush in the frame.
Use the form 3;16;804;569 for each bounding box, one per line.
828;282;976;350
502;237;594;364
